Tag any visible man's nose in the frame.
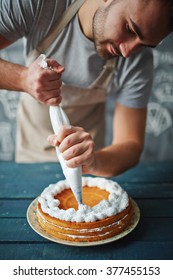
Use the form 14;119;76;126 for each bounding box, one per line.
119;40;143;58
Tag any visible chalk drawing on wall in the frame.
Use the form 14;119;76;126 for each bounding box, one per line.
155;83;173;104
0;90;19;120
0;122;14;161
153;50;173;68
153;67;173;104
146;102;172;137
145;44;173;138
0;89;19;161
0;87;19;161
0;48;21;161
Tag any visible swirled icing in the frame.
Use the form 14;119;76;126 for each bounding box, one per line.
38;176;129;222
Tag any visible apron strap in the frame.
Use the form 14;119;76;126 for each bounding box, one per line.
27;0;86;62
89;58;116;90
38;0;86;53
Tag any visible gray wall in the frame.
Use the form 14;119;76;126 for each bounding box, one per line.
0;34;173;162
0;40;24;161
141;33;173;161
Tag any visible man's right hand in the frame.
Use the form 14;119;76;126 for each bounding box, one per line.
0;34;65;106
21;57;65;106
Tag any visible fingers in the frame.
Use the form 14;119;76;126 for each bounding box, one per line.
47;59;65;74
47;125;73;147
45;96;62;106
25;57;65;105
58;126;84;150
47;134;60;146
62;141;95;168
39;69;63;82
47;126;96;171
34;78;63;104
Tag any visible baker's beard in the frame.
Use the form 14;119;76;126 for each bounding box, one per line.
92;8;111;59
92;6;122;59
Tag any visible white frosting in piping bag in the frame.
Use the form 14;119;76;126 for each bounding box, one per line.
38;176;129;222
49;106;82;205
38;54;82;204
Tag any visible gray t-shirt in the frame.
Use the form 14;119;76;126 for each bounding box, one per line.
0;0;153;108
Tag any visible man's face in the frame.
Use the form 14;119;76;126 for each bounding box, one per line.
93;0;172;59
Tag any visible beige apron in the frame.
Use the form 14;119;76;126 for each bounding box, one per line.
15;0;116;162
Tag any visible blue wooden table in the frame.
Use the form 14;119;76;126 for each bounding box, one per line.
0;161;173;260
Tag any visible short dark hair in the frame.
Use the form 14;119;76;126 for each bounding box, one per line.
171;1;173;25
160;0;173;30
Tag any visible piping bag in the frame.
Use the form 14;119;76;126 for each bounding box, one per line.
38;54;82;205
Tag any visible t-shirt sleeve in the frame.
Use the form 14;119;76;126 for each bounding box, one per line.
0;0;39;41
111;48;153;108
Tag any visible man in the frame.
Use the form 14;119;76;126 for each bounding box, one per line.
0;0;172;177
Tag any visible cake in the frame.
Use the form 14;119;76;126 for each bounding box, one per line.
37;176;133;242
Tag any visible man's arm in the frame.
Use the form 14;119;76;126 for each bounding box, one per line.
0;34;64;106
93;103;147;177
0;35;27;92
48;102;147;177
